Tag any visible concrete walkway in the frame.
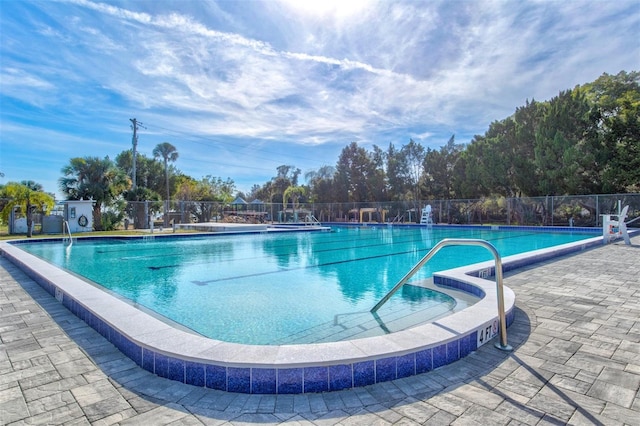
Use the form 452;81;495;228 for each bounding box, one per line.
1;236;639;425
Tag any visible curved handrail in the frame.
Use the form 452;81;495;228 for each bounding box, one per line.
63;220;73;247
371;238;512;351
305;215;322;226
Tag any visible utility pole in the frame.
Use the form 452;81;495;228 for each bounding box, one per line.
129;118;144;191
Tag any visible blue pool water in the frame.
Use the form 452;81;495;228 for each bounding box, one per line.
16;226;594;344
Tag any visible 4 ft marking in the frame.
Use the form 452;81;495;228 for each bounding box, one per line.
477;319;498;347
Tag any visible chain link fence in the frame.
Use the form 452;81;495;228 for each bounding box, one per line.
3;193;639;233
125;193;639;229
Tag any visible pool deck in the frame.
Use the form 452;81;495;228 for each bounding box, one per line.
1;235;639;424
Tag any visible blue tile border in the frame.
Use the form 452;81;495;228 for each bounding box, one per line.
375;357;396;383
252;368;276;394
433;343;447;369
328;364;352;391
205;364;226;391
304;367;328;393
185;361;205;387
353;360;375;387
227;367;251;393
396;353;415;379
415;348;433;374
277;368;303;394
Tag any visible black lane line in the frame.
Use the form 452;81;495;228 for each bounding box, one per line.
185;230;561;284
87;227;590;257
98;225;467;257
192;248;423;285
97;231;390;255
125;230;572;272
142;235;431;269
124;232;434;264
148;265;179;271
108;228;519;263
145;229;531;268
143;230;542;271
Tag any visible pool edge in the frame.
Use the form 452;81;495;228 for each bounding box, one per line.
0;230;605;394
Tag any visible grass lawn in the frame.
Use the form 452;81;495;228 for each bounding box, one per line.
0;224;176;241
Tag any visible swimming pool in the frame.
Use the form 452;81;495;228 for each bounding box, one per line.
2;225;602;394
12;226;592;345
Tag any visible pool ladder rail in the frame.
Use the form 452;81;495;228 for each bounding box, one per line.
63;220;73;246
371;238;513;352
304;215;322;226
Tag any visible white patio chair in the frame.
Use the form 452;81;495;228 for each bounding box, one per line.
607;205;630;245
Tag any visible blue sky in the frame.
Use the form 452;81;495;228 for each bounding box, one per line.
1;0;638;199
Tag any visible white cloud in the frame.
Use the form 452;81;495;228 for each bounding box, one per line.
1;0;638;194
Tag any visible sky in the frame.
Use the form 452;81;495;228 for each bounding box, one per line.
1;0;639;199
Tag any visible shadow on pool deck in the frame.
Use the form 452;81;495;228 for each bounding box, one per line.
1;235;639;424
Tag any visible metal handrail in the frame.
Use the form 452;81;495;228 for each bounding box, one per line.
626;215;640;225
371;238;512;351
63;220;73;246
388;214;402;224
305;215;321;226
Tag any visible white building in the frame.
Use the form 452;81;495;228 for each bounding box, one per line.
61;200;95;233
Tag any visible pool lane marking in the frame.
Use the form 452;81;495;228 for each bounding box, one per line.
96;226;488;256
105;228;557;266
188;246;455;285
79;228;593;257
142;229;537;270
120;232;430;262
148;265;179;270
182;230;561;284
98;231;400;255
108;230;579;274
127;228;480;263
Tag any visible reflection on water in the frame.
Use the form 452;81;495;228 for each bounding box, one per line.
17;227;593;344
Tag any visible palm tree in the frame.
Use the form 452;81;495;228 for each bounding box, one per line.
59;156;129;231
0;181;55;237
283;185;307;222
153;142;178;226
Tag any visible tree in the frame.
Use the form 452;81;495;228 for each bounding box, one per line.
369;145;387;201
59;156;129;231
584;71;640;192
401;139;425;202
276;165;301;186
305;165;336;203
115;150;166;196
173;175;235;223
423;135;462;199
463;120;519;198
335;142;384;202
385;143;409;201
0;181;55;237
122;187;162;228
534;89;593;195
283;185;307;220
272;165;301;204
152;142;179;226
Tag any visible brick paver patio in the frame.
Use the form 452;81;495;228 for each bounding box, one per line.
1;235;638;425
